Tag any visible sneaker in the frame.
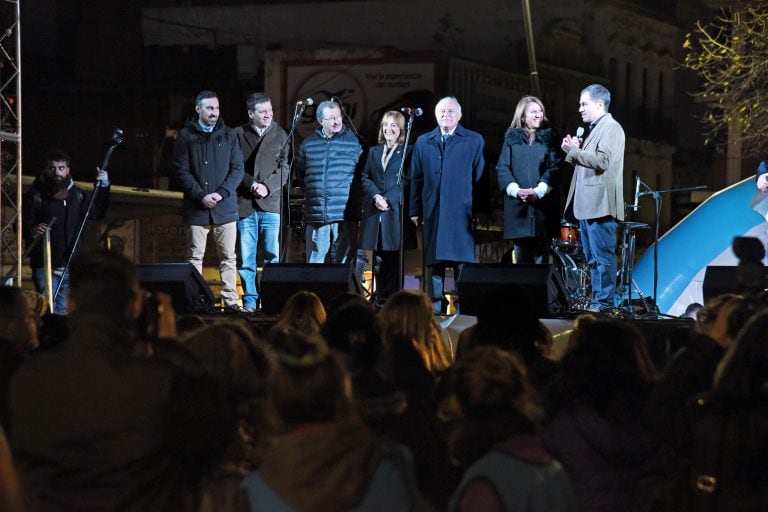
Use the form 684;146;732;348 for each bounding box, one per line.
224;304;247;314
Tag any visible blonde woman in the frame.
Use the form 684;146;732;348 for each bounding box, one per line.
379;289;451;373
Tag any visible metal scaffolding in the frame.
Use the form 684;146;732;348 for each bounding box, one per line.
0;0;21;286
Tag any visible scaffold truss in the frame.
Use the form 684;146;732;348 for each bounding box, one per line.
0;0;21;286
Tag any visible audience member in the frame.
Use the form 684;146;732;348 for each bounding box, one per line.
269;290;326;339
9;249;228;511
240;330;424;511
455;284;557;393
644;293;749;453
379;289;452;373
0;426;22;512
681;308;768;510
0;285;39;431
543;317;673;512
184;320;273;512
446;346;577;512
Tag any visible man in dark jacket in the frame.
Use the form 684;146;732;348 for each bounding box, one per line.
173;90;244;311
296;100;363;264
234;92;289;312
8;249;230;512
22;150;110;314
410;96;485;313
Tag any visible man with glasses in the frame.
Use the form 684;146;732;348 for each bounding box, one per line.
410;96;485;314
296;100;363;264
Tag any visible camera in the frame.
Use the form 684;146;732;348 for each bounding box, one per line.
136;290;160;341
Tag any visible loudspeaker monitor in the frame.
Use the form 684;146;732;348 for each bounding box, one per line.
260;263;358;315
457;263;568;317
138;263;215;314
703;265;768;303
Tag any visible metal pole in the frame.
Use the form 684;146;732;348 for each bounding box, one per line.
521;0;541;97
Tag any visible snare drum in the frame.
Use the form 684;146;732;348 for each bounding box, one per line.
559;222;579;245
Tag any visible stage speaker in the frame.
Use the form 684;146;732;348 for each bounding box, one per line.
260;263;358;315
457;263;568;317
703;265;768;303
138;263;215;314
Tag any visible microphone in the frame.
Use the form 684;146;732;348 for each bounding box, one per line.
401;107;423;117
575;126;584;142
633;175;641;212
297;98;314;107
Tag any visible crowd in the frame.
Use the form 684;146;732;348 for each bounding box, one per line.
1;248;768;511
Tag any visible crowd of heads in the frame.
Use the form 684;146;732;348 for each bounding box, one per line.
3;247;768;510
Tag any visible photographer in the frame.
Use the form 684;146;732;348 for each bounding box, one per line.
8;250;229;512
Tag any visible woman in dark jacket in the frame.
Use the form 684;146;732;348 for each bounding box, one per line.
359;111;416;305
496;96;561;264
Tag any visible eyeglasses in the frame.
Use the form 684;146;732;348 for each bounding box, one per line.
321;116;342;122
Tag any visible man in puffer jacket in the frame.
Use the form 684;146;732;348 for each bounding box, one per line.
296;100;363;264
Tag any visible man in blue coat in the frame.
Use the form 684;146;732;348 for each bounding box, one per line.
410;96;485;313
173;90;244;311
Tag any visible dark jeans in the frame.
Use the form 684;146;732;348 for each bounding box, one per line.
579;217;618;308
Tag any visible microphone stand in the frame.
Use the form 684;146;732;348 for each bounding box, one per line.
54;129;123;305
637;181;707;317
395;111;418;291
278;102;307;262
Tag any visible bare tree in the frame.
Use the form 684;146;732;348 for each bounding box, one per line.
683;1;768;156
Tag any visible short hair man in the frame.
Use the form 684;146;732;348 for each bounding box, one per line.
409;96;486;313
8;249;227;511
561;84;625;311
233;93;290;311
22;150;110;314
173;91;244;311
296;100;363;264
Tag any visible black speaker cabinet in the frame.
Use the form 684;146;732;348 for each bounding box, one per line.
703;265;768;303
457;263;568;317
138;263;215;314
260;263;358;315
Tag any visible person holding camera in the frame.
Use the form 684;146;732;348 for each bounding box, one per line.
8;250;228;511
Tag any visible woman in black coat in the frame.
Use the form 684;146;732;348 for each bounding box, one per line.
359;111;416;306
496;96;561;264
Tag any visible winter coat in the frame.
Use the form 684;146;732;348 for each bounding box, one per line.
409;125;485;265
564;113;625;222
542;404;677;512
234;122;290;216
296;126;363;225
450;435;577;512
241;419;419;511
22;174;110;269
495;127;561;239
8;312;226;512
173;118;244;226
359;144;417;251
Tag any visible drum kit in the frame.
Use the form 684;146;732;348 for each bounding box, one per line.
550;220;649;313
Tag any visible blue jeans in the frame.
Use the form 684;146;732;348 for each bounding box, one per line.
33;267;69;314
237;211;280;309
579;217;618;308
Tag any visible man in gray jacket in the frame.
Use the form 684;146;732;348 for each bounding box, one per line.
234;92;289;311
174;90;244;311
561;84;625;311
